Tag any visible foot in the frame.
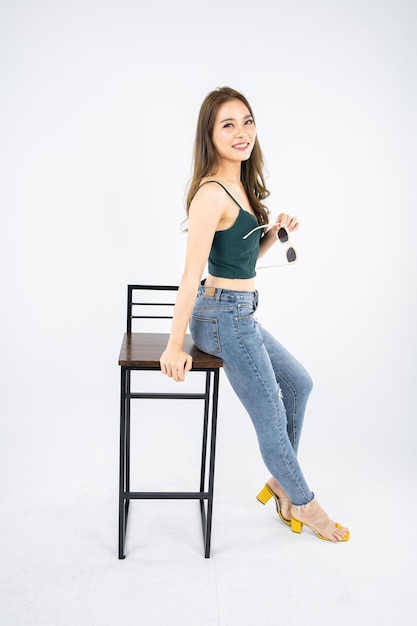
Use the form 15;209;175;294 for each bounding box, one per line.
267;477;292;522
292;499;349;542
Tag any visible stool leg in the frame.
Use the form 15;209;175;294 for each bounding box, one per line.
199;373;211;552
119;367;128;559
199;373;211;496
125;369;131;497
204;369;220;558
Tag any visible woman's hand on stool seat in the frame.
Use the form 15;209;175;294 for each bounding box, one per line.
160;347;193;382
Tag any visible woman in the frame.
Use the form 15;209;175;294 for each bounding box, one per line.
160;86;349;542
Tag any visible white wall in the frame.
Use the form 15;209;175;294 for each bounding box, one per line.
1;0;416;510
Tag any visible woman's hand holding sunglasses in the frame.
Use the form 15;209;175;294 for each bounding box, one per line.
273;213;300;233
243;213;299;268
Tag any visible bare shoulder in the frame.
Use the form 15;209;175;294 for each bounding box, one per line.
190;179;229;215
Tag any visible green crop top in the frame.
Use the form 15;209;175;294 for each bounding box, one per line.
200;181;262;279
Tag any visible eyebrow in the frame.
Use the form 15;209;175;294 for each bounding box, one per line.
219;114;253;124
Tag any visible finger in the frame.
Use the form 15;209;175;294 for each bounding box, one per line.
184;355;193;375
288;217;300;232
163;364;176;379
175;356;193;381
278;213;292;228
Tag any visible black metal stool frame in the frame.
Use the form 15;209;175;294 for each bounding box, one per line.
118;285;221;558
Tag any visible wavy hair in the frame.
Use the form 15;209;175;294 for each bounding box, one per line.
185;87;270;226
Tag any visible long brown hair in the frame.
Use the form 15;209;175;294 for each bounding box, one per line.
185;87;270;226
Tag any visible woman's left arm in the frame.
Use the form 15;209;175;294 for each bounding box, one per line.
258;213;300;259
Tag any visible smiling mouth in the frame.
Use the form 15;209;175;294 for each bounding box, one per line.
233;142;250;150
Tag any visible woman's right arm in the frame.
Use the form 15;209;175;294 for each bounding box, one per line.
160;184;226;382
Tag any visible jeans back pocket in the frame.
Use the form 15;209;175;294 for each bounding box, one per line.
190;315;221;355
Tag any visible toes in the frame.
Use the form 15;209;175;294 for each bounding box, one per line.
334;524;349;541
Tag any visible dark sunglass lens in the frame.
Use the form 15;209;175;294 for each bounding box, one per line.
286;247;297;263
278;227;289;243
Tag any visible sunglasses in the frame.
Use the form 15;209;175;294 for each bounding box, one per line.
242;224;297;268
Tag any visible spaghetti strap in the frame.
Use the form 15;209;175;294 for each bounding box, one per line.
199;180;244;211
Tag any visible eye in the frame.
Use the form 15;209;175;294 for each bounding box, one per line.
245;118;254;125
223;123;234;128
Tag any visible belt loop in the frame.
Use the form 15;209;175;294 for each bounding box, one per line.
215;288;222;302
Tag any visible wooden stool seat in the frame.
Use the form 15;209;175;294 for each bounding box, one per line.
119;332;222;369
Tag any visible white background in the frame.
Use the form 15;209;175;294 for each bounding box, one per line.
1;1;416;624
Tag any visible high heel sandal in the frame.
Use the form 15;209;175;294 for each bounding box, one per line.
291;517;350;542
256;484;291;527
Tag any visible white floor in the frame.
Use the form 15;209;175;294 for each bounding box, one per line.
2;460;416;626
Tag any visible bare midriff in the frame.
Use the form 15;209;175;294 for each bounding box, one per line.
205;274;256;292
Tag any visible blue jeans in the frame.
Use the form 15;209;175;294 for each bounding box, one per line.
189;285;314;506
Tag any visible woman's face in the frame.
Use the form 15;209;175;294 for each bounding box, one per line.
212;99;256;165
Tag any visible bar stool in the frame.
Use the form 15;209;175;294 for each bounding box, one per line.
118;284;223;558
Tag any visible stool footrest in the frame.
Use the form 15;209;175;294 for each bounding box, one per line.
129;392;207;400
124;491;209;500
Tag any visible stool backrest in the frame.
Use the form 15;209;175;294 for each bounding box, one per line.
126;284;179;333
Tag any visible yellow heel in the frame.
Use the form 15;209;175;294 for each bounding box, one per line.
256;484;273;505
256;484;292;527
291;518;303;534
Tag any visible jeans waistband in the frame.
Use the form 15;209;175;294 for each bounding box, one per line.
198;284;258;305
